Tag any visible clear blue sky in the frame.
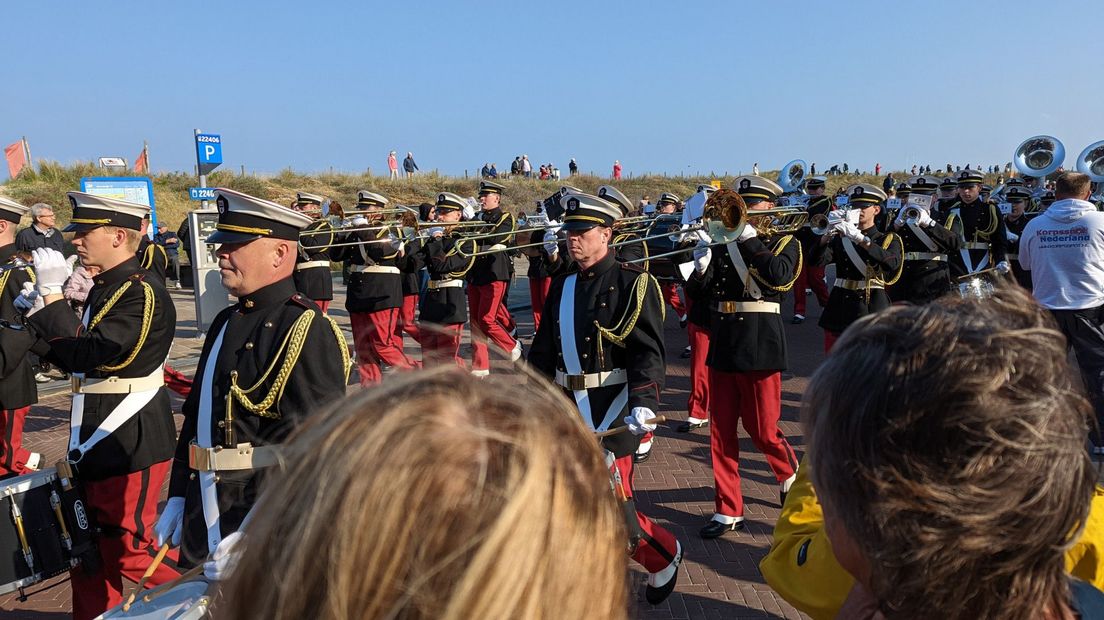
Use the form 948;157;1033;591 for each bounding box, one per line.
4;0;1102;179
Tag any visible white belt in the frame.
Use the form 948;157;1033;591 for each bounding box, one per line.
350;265;400;274
189;442;283;472
427;279;464;290
71;374;164;395
963;242;989;250
904;252;945;261
714;300;780;314
554;368;628;391
295;260;331;271
835;278;884;291
489;243;508;251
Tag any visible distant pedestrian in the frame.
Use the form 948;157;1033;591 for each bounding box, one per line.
842;163;849;174
388;151;398;180
810;162;816;175
154;223;182;288
488;163;498;178
522;155;532;178
753;162;759;175
511;157;521;176
15;203;64;254
613;160;622;180
481;163;492;179
875;163;881;176
403;152;418;178
569;158;578;176
883;173;894;193
551;165;560;180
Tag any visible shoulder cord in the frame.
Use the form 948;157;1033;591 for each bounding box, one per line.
324;314;352;382
300;221;334;259
445;238;477;279
229;310;315;419
88;281;155;372
594;272;663;365
861;233;905;303
749;234;802;293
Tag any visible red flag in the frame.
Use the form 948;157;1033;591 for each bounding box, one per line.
134;145;148;174
4;140;27;178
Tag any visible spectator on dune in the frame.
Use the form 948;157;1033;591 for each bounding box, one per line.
481;163;492;179
569;158;578;176
613;160;622;180
403;152;418;178
539;164;550;180
15;203;64;254
875;163;881;176
522;155;532;178
388;150;398;180
753;162;759;175
511;157;521;176
488;163;498;178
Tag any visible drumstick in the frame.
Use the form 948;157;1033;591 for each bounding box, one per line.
595;416;666;437
142;564;205;604
123;543;170;611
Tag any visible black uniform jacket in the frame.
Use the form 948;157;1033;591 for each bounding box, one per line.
1005;214;1032;289
168;277;349;566
137;237;168;285
293;219;334;303
333;225;403;313
526;229;551;279
887;218;962;304
527;251;665;459
419;234;475;326
815;228;903;333
398;236;424;297
0;244;36;410
945;199;1008;278
27;257;176;480
467;208;515;286
686;233;801;373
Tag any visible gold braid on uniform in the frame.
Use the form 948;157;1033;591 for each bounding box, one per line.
229;311;314;419
497;212;516;246
594;272;663;363
446;238;477;279
857;233;905;303
977;202;999;239
612;232;649;271
750;234;802;292
376;225;401;260
0;263;31;296
89;281;155;372
300;220;334;258
324;314;352;381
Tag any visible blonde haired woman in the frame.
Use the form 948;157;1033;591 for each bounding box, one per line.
220;368;628;620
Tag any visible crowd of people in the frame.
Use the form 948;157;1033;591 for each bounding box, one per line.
1;164;1104;618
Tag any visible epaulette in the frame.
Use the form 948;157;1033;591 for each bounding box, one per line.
620;261;647;274
289;292;314;309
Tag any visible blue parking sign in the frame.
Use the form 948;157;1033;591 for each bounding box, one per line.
196;133;222;174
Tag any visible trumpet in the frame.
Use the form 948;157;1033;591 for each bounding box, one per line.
809;213;830;235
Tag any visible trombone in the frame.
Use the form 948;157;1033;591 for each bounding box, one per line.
618;208;807;265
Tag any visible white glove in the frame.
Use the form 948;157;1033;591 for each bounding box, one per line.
840;221;865;243
31;248;71;296
995;260;1011;274
13;282;44;316
546;220;563;235
154;496;185;547
203;531;244;581
350;216;369;228
692;241;712;274
624;407;659;435
542;231;559;256
65;255;79;268
462;205;476;220
916;209;934;228
388;234;404;252
826;210;846;225
1006;230;1020;243
893;211;906;229
427;226;445;238
736;223;758;243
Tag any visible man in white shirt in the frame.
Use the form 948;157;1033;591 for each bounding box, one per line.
1019;172;1104;449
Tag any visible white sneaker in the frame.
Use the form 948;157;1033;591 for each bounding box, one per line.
509;341;522;362
25;452;41;472
34;373;51;384
471;369;490;378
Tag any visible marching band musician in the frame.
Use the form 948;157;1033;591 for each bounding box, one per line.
0;197;41;475
155;188;349;573
791;176;831;324
814;184;903;353
22;193;179;619
684;179;800;539
137;213;168;284
333;190;416;385
467;180;521;376
527;191;683;604
524;221;553;335
944;169;1010;279
1003;186;1033;288
290;191;335;313
935;176;959;222
396;208;424;353
888;175;962;304
418;193;476;367
655;192;688;327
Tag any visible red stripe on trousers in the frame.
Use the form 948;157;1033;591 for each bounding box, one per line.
792;264;829;315
396;294;421;346
0;406;32;476
661;282;685;318
687;322;711;421
350;308;417;385
610;454;680;574
163;365;193;398
707;369;797;518
467;281;516;371
317;299;331;314
528;276;551;333
71;460;180;620
420;323;465;368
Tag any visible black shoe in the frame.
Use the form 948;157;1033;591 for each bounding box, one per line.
699;518;745;539
645;543;683;605
633;450;651;464
679;346;691;359
780;491;788;506
679;316;688;328
791;314;805;324
676;419;708;433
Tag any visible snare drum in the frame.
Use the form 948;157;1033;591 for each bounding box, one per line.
958;275;997;299
97;579;211;619
0;467;95;595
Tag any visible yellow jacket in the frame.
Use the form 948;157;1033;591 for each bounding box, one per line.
760;457;1104;620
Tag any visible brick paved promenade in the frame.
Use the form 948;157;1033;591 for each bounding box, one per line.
0;269;829;619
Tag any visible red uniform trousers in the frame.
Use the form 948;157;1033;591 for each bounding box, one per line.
707;369;798;518
687;322;711;421
0;406;32;476
611;455;680;576
528;276;551;333
163;365;193;399
497;295;516;335
420;323;464;368
350;308;417;385
660;282;686;319
824;330;840;354
468;281;517;372
72;460;180;620
792;264;829;315
396;294;421;348
316;300;331;314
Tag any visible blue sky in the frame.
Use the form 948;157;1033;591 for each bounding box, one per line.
3;0;1102;179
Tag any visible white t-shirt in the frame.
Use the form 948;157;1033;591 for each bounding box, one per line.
1019;198;1104;310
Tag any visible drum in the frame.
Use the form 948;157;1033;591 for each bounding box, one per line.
958;275;997;299
0;467;95;595
97;579;211;619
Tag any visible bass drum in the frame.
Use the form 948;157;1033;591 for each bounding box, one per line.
97;579;211;619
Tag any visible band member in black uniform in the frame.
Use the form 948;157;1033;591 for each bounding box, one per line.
524;221;553;335
333;190;415;384
654;192;688;326
815;184;903;352
137;214;168;284
291;191;335;313
396;208;424;353
888;175;962;304
24;193;179;619
419;193;476;367
935;176;958;222
792;177;831;323
685;180;800;539
527;191;683;604
944;169;1010;279
0;197;41;475
155;188;349;575
1003;186;1033;288
467;180;520;376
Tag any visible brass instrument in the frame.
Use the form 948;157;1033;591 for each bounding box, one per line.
1014;135;1066;180
809;213;830;236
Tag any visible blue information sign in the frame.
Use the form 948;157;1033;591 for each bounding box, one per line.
195;133;222;174
189;187;217;201
79;177;158;236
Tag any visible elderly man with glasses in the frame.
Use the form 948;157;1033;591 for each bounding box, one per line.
15;202;65;254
